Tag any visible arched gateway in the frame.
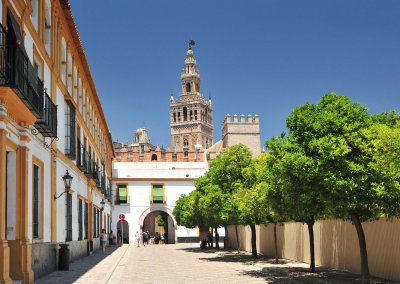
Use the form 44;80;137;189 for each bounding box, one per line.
138;204;177;244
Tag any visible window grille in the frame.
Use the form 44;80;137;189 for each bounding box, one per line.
65;100;76;159
66;194;72;241
84;202;88;240
78;199;83;240
33;165;39;239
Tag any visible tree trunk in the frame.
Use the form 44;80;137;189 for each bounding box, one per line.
235;225;240;252
210;226;214;248
224;225;228;249
306;220;316;273
250;224;257;258
273;222;278;264
350;211;370;284
214;227;220;249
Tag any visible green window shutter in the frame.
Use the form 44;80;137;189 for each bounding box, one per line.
119;185;127;202
153;185;163;202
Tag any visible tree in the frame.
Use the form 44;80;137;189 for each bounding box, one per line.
265;134;325;272
284;93;400;283
233;155;271;257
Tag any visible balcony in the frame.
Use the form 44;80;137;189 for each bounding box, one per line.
0;24;44;118
34;90;57;137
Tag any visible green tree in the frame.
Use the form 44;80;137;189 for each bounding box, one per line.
265;134;324;272
284;93;400;283
233;155;271;257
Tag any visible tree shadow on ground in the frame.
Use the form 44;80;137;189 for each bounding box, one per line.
181;248;394;284
241;267;394;284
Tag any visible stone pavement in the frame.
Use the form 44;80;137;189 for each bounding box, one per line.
36;243;394;284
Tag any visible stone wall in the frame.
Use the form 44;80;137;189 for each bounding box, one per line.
32;242;57;280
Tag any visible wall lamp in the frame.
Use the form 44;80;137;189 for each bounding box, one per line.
54;170;73;200
100;199;105;210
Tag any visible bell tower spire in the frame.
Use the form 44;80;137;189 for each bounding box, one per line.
170;41;213;154
181;40;201;97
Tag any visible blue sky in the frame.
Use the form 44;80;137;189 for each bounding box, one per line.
69;0;400;149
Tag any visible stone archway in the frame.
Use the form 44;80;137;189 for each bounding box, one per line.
138;205;177;244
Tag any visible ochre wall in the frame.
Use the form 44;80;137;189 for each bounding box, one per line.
226;218;400;282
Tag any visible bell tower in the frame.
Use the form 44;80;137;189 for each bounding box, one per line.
170;41;213;153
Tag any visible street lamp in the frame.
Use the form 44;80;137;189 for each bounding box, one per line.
54;170;73;200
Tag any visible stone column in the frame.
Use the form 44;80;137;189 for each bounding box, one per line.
0;128;12;284
9;143;34;283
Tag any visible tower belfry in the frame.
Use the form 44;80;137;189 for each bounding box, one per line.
170;42;213;153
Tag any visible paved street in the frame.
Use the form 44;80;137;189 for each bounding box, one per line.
36;243;393;284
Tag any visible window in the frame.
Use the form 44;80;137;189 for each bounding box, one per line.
61;38;67;84
117;185;127;204
30;0;39;31
151;154;157;161
78;199;83;240
184;151;188;159
173;113;176;123
93;207;97;238
84;202;88;240
44;0;51;54
65;100;76;159
66;193;72;241
152;184;164;203
97;208;100;237
183;107;187;121
194;110;197;120
183;139;189;148
33;164;40;239
186;82;190;92
67;53;73;95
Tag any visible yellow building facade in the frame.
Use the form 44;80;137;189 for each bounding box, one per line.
0;0;114;282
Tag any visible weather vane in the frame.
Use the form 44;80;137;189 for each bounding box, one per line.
188;39;196;50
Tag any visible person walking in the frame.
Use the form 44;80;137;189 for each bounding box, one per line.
109;230;114;246
101;229;108;254
142;231;148;247
117;229;122;247
135;231;140;247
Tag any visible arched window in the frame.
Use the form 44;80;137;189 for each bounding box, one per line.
186;82;191;92
183;107;188;121
184;151;188;159
151;154;157;161
183;139;189;148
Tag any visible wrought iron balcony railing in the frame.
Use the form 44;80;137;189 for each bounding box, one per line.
0;24;44;118
34;90;57;137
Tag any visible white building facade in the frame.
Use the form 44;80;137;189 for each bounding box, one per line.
112;161;215;244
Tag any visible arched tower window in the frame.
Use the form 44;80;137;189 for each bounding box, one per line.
183;139;189;148
173;113;176;122
184;151;188;159
186;82;191;92
151;154;157;161
183;107;188;121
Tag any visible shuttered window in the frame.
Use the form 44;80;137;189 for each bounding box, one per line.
66;194;72;241
33;165;39;239
118;185;127;204
84;202;88;240
78;199;83;240
152;185;163;203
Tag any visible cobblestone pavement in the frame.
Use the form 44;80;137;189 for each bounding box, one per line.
36;243;394;284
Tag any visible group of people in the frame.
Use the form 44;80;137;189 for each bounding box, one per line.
100;229;123;254
134;231;168;247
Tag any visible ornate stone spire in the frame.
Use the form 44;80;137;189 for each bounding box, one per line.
181;44;201;96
